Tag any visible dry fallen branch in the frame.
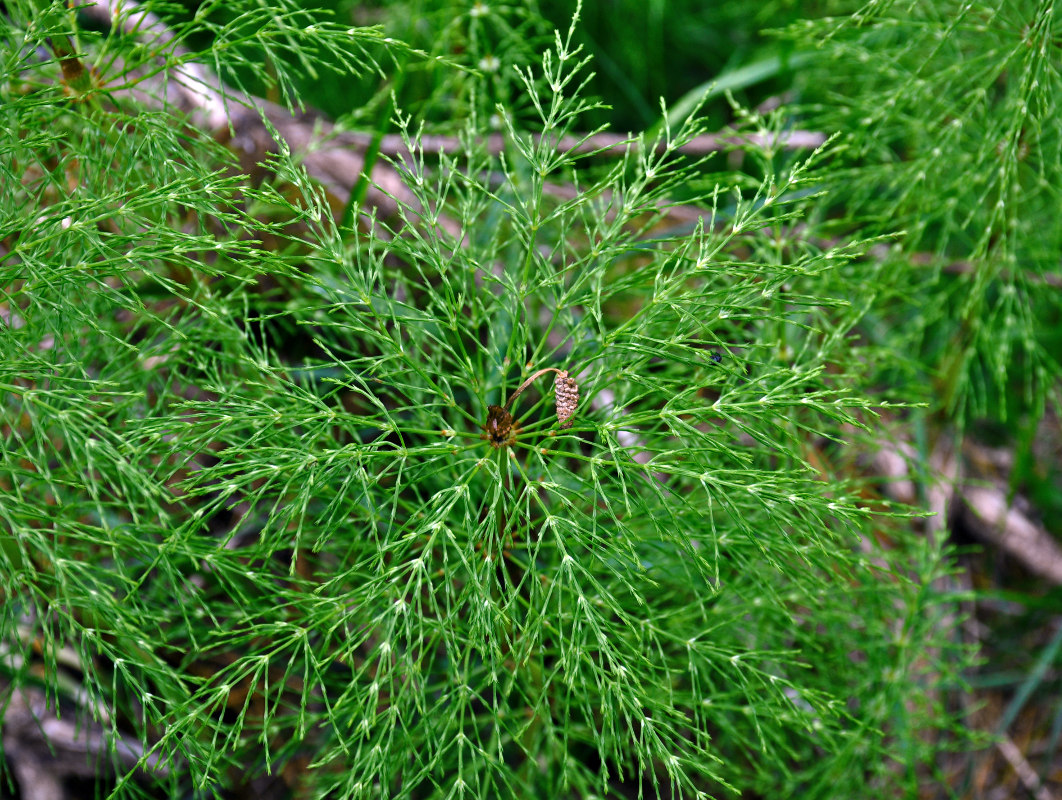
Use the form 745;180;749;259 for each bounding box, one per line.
334;128;829;158
80;0;826;224
80;0;230;129
873;431;1062;586
959;486;1062;585
996;734;1056;800
2;683;167;800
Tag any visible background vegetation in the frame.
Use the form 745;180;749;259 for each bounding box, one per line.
2;0;1060;798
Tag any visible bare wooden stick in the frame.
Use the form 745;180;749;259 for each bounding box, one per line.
333;129;828;158
873;432;1062;586
996;734;1055;800
81;0;231;129
79;0;827;172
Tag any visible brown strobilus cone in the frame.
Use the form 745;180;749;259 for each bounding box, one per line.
553;370;578;429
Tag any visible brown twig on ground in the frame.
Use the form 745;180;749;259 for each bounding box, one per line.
959;485;1062;585
996;734;1056;800
80;0;230;129
873;432;1062;585
2;682;167;800
333;128;828;158
79;0;826;223
909;251;1062;289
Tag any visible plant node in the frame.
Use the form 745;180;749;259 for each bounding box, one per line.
482;405;518;448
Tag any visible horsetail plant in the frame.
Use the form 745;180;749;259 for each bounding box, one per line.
0;1;975;799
